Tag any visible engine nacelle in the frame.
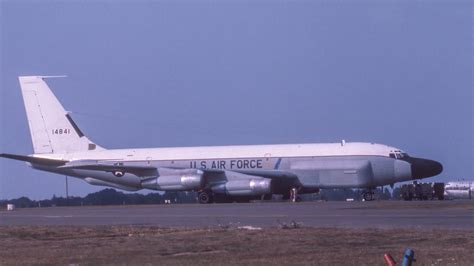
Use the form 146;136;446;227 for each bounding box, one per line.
141;174;203;191
212;178;272;196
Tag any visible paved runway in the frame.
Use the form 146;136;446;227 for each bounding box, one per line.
1;200;473;229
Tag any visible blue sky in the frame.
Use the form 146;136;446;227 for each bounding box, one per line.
1;1;472;199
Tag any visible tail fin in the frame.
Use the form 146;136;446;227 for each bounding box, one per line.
18;76;104;154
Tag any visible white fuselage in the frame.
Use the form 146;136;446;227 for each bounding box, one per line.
36;142;394;162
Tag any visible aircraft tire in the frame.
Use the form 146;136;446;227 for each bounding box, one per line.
363;192;374;201
198;191;213;204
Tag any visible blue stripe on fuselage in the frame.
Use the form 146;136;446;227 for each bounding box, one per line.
274;158;282;169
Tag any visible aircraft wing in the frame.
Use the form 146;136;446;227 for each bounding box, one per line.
0;154;156;175
58;160;157;176
1;153;300;192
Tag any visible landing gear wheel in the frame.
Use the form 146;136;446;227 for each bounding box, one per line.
198;191;213;204
363;192;375;201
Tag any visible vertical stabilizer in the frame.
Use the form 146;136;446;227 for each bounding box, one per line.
18;76;104;154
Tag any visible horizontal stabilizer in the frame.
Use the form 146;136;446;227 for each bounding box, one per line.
0;153;66;166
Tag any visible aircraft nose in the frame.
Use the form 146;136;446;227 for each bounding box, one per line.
409;157;443;179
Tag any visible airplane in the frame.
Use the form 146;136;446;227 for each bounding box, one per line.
0;76;443;203
443;181;473;200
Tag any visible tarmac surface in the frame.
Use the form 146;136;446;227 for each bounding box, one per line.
1;200;473;229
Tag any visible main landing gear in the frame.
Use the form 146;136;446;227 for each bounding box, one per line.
198;191;213;204
362;190;375;201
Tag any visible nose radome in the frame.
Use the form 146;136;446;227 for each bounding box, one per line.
410;158;443;179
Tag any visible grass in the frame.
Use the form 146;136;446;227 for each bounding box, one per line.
0;225;472;265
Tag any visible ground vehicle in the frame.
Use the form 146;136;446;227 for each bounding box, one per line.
401;182;445;200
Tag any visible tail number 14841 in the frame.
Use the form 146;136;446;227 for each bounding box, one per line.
52;129;71;135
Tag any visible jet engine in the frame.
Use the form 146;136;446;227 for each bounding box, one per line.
212;178;272;196
141;173;203;191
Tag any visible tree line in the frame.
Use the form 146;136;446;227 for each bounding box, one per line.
1;187;403;208
0;189;197;208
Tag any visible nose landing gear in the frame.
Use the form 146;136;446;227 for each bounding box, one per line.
284;187;301;202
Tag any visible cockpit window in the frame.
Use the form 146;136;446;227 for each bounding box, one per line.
389;152;409;159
